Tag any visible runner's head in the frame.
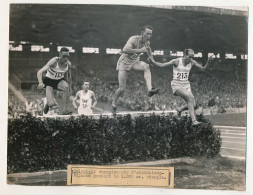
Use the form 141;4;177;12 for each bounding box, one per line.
59;47;70;63
82;81;90;91
141;25;153;41
183;49;194;64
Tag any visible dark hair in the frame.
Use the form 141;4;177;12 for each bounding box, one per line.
141;25;153;32
184;49;194;56
60;47;69;52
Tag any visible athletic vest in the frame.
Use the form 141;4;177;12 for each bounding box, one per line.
119;35;149;63
173;58;192;83
45;58;69;80
79;90;92;109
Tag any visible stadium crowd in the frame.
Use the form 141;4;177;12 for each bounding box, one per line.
8;58;247;117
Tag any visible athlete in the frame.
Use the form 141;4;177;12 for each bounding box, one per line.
73;81;97;115
148;49;214;125
37;47;72;115
111;25;160;114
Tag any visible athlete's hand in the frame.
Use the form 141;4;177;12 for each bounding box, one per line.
208;55;214;61
69;95;75;101
139;46;149;53
68;86;73;94
147;46;153;57
37;82;45;89
147;56;155;63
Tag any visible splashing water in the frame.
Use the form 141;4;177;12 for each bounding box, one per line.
9;82;27;103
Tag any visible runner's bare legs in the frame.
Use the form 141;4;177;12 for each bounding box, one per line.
57;80;69;113
112;71;127;107
175;88;199;125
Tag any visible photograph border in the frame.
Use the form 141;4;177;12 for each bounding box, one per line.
1;0;253;195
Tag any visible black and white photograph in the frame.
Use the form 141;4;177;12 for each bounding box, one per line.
1;1;252;194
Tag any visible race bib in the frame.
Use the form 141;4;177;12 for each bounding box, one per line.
129;53;140;60
54;72;64;79
81;99;88;108
47;68;65;79
174;71;189;81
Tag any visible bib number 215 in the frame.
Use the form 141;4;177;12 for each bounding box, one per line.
177;72;188;79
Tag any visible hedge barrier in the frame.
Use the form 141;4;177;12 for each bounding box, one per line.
7;114;221;173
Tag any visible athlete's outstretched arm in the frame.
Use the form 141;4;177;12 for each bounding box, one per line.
37;57;57;89
91;91;97;108
148;57;177;68
39;99;44;107
193;55;214;71
72;91;80;109
66;62;72;93
146;42;153;58
122;36;149;54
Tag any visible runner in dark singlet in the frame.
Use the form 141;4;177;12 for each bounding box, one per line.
37;47;72;115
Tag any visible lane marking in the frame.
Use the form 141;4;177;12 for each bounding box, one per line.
221;147;245;151
214;126;246;130
221;132;246;136
220;129;246;132
220;155;245;160
222;141;246;144
220;136;246;139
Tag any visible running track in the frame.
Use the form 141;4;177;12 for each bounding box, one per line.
214;126;246;160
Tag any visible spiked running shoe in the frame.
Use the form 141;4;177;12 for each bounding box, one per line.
148;87;160;97
59;110;72;115
111;105;117;115
43;105;49;114
192;120;202;126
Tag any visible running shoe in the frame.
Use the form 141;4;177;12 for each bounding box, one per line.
177;110;182;117
111;105;117;115
59;110;72;115
192;120;202;126
148;87;160;97
43;105;49;114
